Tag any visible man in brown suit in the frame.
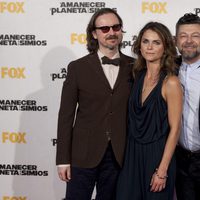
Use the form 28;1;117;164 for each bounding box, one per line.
56;8;134;200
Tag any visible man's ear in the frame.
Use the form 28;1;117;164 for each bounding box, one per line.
92;30;97;39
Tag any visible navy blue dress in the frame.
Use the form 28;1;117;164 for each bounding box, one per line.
116;69;175;200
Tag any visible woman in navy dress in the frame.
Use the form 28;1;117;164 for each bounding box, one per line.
116;22;183;200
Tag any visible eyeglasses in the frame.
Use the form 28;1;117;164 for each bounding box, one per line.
95;24;122;33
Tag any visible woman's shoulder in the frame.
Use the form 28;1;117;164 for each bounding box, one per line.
163;75;180;87
162;75;182;100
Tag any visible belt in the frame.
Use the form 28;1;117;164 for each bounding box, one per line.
177;145;200;158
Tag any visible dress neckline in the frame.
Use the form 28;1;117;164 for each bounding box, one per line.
140;70;161;107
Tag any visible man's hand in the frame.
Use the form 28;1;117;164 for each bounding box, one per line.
57;165;71;182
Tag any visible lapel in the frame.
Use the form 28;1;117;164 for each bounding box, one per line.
88;53;112;89
113;53;129;90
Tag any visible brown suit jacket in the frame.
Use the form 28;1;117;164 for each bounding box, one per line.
56;52;134;168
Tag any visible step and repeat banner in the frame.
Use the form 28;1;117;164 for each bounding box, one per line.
0;0;199;199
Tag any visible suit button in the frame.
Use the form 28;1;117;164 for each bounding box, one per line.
109;112;113;115
106;131;110;135
105;131;111;140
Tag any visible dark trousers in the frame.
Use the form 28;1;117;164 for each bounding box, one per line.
176;145;200;200
65;143;120;200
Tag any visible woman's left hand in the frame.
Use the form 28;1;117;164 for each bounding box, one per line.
150;170;167;192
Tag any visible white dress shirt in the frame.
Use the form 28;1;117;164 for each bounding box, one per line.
178;59;200;151
98;50;120;89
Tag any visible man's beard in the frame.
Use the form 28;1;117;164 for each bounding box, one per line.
180;46;200;61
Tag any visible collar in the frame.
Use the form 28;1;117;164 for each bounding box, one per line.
181;59;200;71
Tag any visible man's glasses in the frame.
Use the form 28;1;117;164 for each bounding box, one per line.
95;24;122;33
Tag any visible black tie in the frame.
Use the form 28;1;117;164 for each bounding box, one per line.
101;56;120;66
